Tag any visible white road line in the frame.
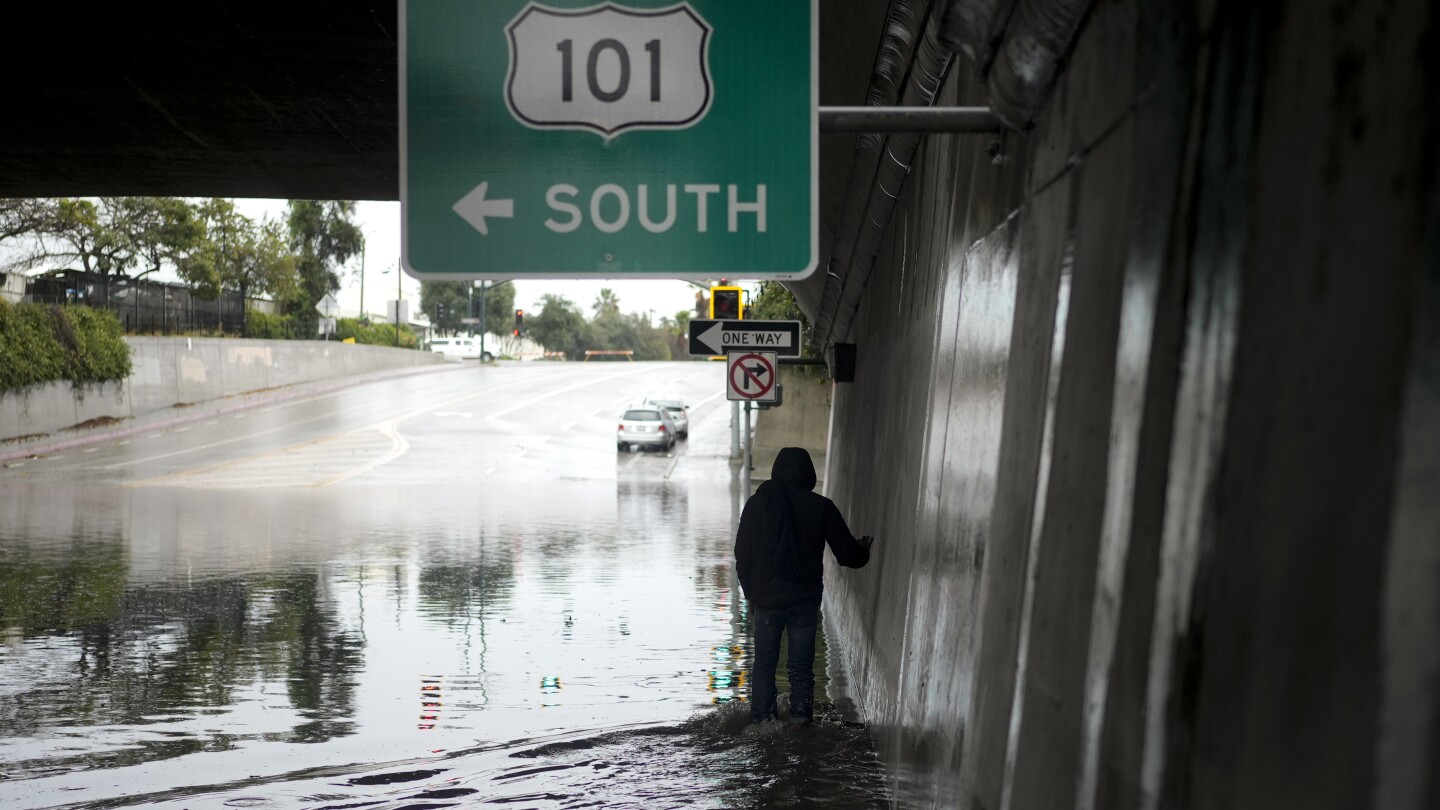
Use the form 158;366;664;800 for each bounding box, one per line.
104;402;378;469
318;419;411;487
488;367;654;420
121;369;574;481
83;448;100;453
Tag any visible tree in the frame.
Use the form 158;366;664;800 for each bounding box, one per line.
748;280;818;355
419;281;470;335
0;199;51;245
527;294;588;358
120;197;205;280
593;288;620;319
483;282;516;334
0;199;56;273
286;201;363;328
28;198;136;277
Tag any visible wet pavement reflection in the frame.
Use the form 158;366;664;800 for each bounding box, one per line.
0;367;888;809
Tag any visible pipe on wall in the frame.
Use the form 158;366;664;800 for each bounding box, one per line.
807;0;1093;353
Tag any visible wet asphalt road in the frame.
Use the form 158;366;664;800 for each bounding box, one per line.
0;362;888;809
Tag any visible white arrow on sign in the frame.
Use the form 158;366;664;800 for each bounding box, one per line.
694;321;726;354
453;181;515;236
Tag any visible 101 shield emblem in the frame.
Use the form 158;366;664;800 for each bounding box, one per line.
506;2;713;137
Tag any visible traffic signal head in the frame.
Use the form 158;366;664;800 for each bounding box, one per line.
710;286;743;320
514;309;524;336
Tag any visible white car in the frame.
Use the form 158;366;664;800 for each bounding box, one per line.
617;406;677;452
644;398;689;438
428;337;492;361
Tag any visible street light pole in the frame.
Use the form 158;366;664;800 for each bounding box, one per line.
358;237;366;319
395;264;402;347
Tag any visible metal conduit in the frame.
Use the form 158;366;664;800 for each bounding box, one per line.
809;0;1093;356
814;0;960;349
819;106;1002;133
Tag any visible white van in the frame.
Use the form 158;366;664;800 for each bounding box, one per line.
427;337;491;361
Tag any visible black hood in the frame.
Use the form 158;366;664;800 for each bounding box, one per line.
770;447;817;491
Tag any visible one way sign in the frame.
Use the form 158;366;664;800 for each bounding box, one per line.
688;319;802;357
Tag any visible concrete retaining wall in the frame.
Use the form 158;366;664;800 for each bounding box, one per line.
1;337;444;441
820;1;1438;809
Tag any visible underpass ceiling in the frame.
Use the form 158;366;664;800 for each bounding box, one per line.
2;1;885;300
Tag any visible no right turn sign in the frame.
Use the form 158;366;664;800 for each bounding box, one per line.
727;351;778;402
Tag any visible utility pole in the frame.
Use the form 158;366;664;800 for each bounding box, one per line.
357;237;367;319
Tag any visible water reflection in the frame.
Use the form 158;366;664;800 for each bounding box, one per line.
0;479;886;807
0;549;363;781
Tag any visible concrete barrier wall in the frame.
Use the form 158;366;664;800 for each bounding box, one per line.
1;337;444;441
821;2;1438;809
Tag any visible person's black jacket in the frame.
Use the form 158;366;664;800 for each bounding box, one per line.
734;447;870;608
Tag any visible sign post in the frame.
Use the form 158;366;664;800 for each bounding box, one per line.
401;0;817;280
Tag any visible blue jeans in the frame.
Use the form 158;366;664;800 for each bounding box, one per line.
749;600;820;723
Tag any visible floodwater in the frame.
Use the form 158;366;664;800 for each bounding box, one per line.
0;368;888;808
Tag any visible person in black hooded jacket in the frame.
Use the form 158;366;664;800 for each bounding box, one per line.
734;447;873;724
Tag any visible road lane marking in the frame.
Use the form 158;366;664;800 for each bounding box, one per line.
488;366;654;420
123;369;579;484
317;418;411;486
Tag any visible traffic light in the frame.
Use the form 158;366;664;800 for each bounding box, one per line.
710;286;743;320
435;302;446;322
470;296;481;318
513;308;524;337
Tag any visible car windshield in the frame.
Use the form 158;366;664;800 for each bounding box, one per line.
623;410;662;421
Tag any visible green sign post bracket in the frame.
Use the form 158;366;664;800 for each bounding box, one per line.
400;0;817;281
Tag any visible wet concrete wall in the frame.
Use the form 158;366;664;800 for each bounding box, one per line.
0;337;444;441
819;1;1439;808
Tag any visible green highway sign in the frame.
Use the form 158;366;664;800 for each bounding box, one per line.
400;0;816;281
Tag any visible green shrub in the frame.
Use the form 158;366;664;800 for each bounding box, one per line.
244;307;295;339
0;300;132;394
336;318;419;349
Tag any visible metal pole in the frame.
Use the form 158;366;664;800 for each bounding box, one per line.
818;106;1002;133
479;282;488;362
742;402;753;496
395;267;401;347
731;400;740;460
358;239;366;319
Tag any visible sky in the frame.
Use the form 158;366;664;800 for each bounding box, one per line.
234;199;721;325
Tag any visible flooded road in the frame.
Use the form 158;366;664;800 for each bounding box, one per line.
0;363;888;809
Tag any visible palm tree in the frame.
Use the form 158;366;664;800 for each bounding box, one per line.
593;287;620;319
